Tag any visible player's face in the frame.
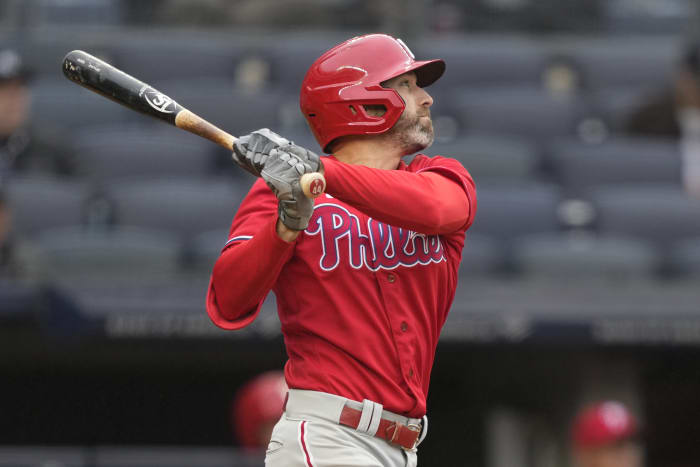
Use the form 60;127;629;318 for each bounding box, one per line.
576;442;643;467
383;71;434;155
0;202;9;245
0;79;30;135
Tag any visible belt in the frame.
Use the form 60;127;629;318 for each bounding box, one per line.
339;402;423;450
284;390;427;451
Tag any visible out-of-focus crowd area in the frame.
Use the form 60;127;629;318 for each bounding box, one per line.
2;0;700;466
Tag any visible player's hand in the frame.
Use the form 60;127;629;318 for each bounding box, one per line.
261;148;315;231
232;128;290;176
232;128;322;176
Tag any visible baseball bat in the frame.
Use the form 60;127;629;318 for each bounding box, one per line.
61;50;326;198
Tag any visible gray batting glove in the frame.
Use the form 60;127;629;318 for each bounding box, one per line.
232;128;322;177
261;149;315;231
232;128;291;176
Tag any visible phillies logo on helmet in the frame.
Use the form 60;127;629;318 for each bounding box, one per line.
395;38;415;59
139;85;178;114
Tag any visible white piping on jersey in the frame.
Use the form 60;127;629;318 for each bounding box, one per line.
224;235;253;247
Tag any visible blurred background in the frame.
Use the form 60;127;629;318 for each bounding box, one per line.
1;0;700;466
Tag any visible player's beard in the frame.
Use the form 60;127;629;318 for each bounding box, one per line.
387;109;435;156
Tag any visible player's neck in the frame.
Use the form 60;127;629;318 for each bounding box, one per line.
331;137;402;170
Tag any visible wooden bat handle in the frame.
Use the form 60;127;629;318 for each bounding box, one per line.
175;109;326;199
175;109;236;151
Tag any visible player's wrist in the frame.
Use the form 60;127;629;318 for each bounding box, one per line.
276;218;301;242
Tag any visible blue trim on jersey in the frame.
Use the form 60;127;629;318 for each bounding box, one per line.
224;235;253;247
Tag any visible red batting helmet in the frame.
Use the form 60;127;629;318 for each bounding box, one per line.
300;34;445;153
231;371;288;449
572;401;639;449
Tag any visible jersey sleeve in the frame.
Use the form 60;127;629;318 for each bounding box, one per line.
322;154;477;235
206;178;296;330
411;154;478;231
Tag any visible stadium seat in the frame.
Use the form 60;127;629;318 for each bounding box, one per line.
459;233;504;276
562;37;677;90
548;136;681;196
588;85;663;133
21;35;116;80
602;2;691;35
0;446;85;466
454;86;593;142
266;36;342;91
31;79;132;130
31;0;125;26
5;176;91;237
590;185;700;248
669;237;700;279
429;134;541;181
156;79;286;135
105;177;250;244
512;232;659;281
189;228;229;275
64;277;214;323
73;126;216;181
35;226;182;286
468;182;563;242
111;41;241;84
416;37;547;88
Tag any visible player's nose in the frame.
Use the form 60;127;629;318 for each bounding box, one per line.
417;87;433;108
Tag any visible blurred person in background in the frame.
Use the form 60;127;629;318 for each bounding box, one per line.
0;187;41;282
625;40;700;198
571;401;643;467
0;48;74;176
231;371;288;451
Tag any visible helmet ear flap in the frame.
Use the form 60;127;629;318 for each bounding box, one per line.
317;87;406;152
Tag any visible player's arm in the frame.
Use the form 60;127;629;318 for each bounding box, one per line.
208;138;316;329
208;214;295;329
207;182;293;329
322;156;476;235
231;128;473;235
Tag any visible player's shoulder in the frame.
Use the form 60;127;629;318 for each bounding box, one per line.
408;153;471;176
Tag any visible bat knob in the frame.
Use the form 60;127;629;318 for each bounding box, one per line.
300;172;326;199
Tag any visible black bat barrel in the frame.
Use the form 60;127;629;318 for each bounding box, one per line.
62;50;184;125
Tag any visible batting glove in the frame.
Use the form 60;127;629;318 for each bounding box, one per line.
261;149;315;231
232;128;291;176
233;128;322;177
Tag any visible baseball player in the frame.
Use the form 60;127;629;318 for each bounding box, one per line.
232;371;288;451
571;401;643;467
207;34;477;467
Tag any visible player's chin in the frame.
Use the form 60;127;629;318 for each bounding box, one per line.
413;125;435;149
401;132;434;156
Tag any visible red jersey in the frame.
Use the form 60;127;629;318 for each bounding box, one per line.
207;154;476;418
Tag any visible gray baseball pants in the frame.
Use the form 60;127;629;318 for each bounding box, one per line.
265;389;426;467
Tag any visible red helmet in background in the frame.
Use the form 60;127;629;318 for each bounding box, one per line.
231;371;288;449
300;34;445;153
572;401;639;449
